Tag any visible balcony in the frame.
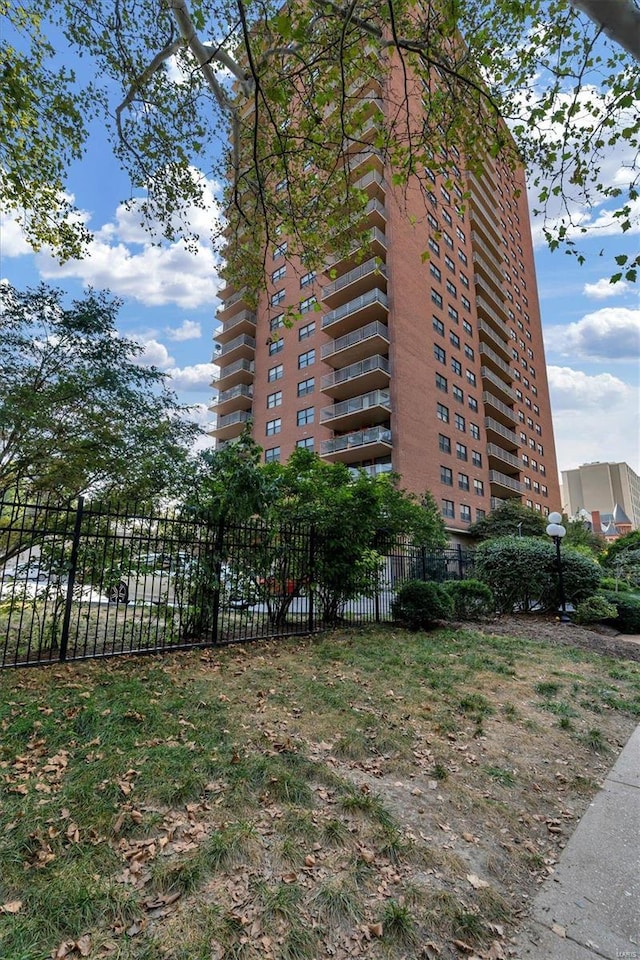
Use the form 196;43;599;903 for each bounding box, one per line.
320;389;391;431
476;296;510;339
322;259;387;308
321;354;391;399
481;366;515;402
475;276;508;320
362;197;387;230
485;417;520;451
322;286;388;336
478;319;511;361
211;383;253;416
489;470;524;496
214;309;257;344
321;426;392;464
482;391;517;425
479;342;512;376
486;443;521;473
353;168;386;201
214;357;255;390
217;333;256;365
471;232;504;273
212;409;253;441
346;148;384;177
216;287;251;319
322;320;389;368
326;226;387;269
468;175;503;247
472;251;504;299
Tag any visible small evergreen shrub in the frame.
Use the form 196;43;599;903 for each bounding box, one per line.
443;579;494;620
574;595;618;625
391;580;453;630
599;591;640;634
600;577;630;593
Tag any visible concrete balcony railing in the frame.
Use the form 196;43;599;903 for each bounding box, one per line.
322;320;389;367
478;319;511;361
471;231;504;273
481;366;515;401
476;297;510;339
214;358;255;388
485;417;520;448
212;409;253;440
353;169;386;196
482;391;517;423
479;342;512;376
322;259;386;301
320;389;391;428
486;443;521;470
217;333;256;362
321;425;392;461
321;354;390;399
214;309;257;344
474;275;508;317
211;383;254;414
325;226;387;268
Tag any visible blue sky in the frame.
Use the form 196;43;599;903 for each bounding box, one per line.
1;66;638;483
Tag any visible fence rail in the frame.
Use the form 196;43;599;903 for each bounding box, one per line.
0;492;474;669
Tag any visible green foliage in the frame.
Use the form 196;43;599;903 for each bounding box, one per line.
601;531;640;567
600;577;631;593
1;1;637;282
600;534;640;589
391;579;454;630
563;519;606;556
574;595;618;625
467;501;547;541
443;579;495;620
599;590;640;634
474;537;601;613
0;284;198;503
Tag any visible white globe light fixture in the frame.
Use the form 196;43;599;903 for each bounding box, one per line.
546;512;570;622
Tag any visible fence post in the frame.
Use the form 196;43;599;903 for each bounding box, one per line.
59;497;85;662
308;525;315;633
210;515;225;645
457;543;463;580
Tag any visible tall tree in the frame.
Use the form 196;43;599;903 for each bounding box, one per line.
0;283;200;502
1;1;638;287
467;499;548;540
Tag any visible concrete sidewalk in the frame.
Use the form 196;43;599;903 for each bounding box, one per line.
512;725;640;960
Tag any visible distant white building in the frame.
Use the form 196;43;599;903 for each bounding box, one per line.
561;461;640;536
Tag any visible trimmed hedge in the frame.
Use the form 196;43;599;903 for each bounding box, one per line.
599;590;640;634
574;595;618;625
443;579;494;620
391;580;454;630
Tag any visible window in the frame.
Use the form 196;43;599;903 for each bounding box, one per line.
445;254;455;273
459;271;469;288
474;478;484;496
427;212;438;230
297;377;315;397
450;331;460;348
456;226;466;243
267;390;282;408
271;265;286;283
464;344;474;360
463;319;473;335
300;270;316;288
437;402;449;423
439;434;451;454
433;317;445;336
442;499;455;518
298;349;315;368
265;446;281;463
271;289;285;306
476;508;486;521
452;385;464;403
300;295;317;313
270;313;285;331
430;263;442;282
458;472;470;490
448;305;459;324
436;373;448;392
297;406;314;426
460;505;472;523
469;451;481;469
441;466;453;486
268;338;284;355
441;185;451;203
431;289;443;308
443;231;454;248
266;418;281;436
455;413;466;431
299;321;315;340
458;249;468;265
446;279;457;298
466;370;477;386
442;208;453;225
468;396;478;412
451;358;462;376
461;295;471;311
268;363;283;382
456;442;467;460
296;437;314;451
273;241;287;260
428;237;440;256
434;344;446;364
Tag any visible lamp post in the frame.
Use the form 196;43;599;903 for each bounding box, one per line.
546;511;570;623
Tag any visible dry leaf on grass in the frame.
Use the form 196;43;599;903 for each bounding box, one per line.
1;900;22;913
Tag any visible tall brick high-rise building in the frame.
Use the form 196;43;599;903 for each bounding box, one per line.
211;74;561;538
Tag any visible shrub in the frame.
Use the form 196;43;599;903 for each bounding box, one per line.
474;537;601;614
574;595;618;625
443;579;494;619
600;577;630;593
599;591;640;634
391;580;453;630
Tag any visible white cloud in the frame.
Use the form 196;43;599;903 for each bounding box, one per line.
583;278;632;299
166;362;218;391
136;338;175;368
165;319;202;341
544;308;640;360
548;366;640;474
0;214;33;257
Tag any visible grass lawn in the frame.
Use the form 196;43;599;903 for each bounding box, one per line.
1;623;639;959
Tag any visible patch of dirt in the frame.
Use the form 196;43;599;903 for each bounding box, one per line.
473;612;640;662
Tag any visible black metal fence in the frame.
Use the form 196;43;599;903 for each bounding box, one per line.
0;492;474;668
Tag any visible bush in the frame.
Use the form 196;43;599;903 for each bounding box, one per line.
474;537;601;614
599;590;640;634
600;577;630;593
391;580;453;630
574;595;618;625
443;579;494;620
